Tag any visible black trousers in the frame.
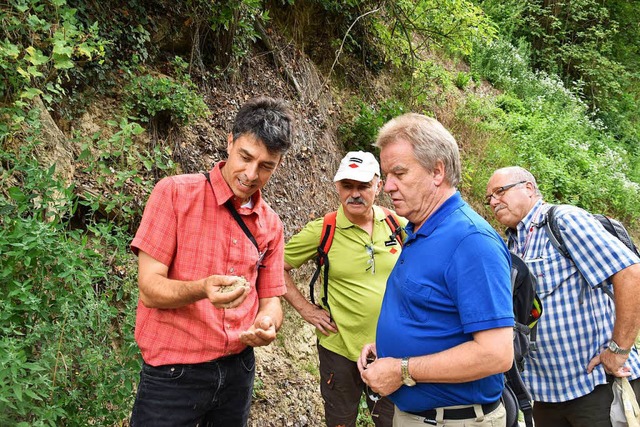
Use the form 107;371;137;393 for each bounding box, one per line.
533;378;640;427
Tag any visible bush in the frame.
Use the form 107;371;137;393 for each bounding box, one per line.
123;58;209;128
0;143;139;426
468;34;640;226
339;99;406;152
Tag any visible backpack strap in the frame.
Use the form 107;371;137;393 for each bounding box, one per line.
504;364;534;427
380;206;404;247
543;205;570;258
308;212;337;310
598;214;640;257
544;204;614;303
308;208;404;313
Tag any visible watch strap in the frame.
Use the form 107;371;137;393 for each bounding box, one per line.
401;357;416;385
608;340;632;355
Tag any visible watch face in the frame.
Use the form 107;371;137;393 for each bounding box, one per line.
403;377;416;387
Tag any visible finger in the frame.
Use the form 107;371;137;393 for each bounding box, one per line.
254;327;275;341
316;324;330;336
586;355;600;373
215;291;248;309
214;286;246;302
258;316;273;330
325;322;338;333
239;332;257;346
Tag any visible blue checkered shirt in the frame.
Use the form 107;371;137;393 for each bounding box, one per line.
506;199;640;402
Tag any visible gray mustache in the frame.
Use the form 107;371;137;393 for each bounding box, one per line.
347;197;366;204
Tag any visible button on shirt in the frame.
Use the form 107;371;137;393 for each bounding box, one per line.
131;162;286;366
507;200;640;402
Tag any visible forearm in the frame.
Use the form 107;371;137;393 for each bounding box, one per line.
138;251;206;309
283;267;316;315
408;327;513;383
611;264;640;348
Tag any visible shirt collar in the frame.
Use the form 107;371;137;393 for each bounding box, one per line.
506;198;546;243
210;161;264;213
518;199;546;233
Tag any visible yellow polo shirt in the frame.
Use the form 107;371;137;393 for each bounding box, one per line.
285;204;407;361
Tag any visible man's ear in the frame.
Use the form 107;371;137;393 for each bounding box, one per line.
226;133;233;155
432;160;446;186
375;177;383;195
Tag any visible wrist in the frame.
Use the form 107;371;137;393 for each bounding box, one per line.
607;339;632;356
401;357;416;387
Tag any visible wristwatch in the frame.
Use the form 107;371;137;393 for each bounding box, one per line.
401;357;416;387
608;340;632;355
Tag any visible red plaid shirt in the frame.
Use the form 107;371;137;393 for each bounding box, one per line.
131;162;286;366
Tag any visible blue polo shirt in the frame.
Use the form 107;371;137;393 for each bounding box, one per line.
376;192;514;412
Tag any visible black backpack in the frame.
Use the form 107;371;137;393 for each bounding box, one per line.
503;252;542;427
544;205;640;302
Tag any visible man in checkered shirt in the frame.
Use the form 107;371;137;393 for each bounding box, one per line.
129;96;294;426
487;166;640;426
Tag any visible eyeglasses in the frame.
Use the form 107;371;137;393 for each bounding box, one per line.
484;180;527;205
365;244;375;274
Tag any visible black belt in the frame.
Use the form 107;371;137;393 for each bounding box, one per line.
408;400;501;420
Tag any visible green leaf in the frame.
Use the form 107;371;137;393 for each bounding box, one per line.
52;54;74;70
19;88;43;99
27;65;45;78
25;46;49;66
0;42;20;59
76;43;94;60
7;187;26;202
13;385;22;402
53;40;74;57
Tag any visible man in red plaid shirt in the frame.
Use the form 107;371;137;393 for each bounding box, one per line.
129;96;294;426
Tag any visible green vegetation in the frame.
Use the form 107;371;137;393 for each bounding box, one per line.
1;0;639;424
0;139;140;425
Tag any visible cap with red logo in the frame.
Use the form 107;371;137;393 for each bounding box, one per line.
333;151;380;183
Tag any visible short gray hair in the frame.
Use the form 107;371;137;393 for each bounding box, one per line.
375;113;461;187
493;166;541;196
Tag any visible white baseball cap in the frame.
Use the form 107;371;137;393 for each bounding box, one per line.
333;151;380;183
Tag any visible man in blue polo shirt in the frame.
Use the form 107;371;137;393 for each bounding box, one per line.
358;113;514;426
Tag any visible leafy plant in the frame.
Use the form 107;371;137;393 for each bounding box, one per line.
339;99;406;152
0;141;139;426
0;0;106;105
77;116;176;226
123;58;209;128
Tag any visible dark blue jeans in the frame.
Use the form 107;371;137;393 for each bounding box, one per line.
130;347;255;427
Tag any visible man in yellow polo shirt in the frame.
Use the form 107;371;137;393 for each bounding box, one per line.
284;151;407;427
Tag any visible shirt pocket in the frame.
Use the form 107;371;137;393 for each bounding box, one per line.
399;277;434;323
525;251;573;298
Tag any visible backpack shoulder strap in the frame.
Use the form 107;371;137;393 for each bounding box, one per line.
380;206;404;247
504;364;534;427
544;205;570;259
318;211;338;262
308;211;337;310
544;204;617;302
